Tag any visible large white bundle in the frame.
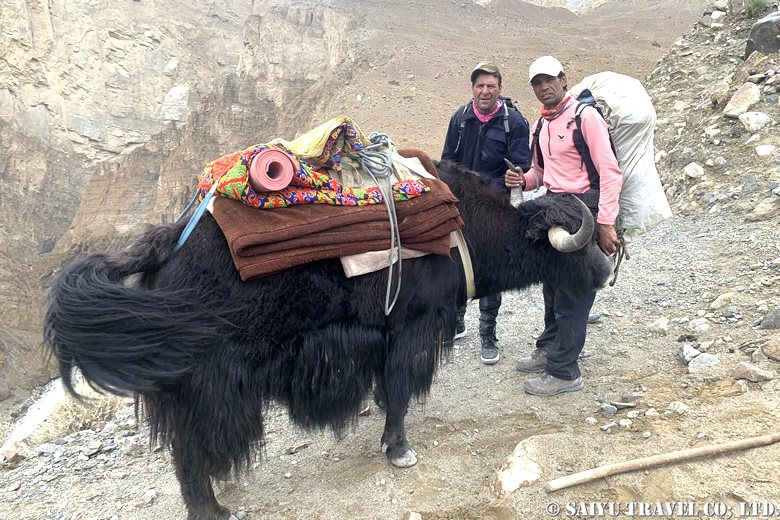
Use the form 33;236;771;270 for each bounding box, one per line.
570;72;672;240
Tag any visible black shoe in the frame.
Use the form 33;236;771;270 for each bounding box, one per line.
480;335;500;365
454;314;467;340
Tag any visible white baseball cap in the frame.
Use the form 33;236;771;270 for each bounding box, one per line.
528;56;565;84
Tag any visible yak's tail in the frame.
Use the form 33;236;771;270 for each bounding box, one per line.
43;222;225;397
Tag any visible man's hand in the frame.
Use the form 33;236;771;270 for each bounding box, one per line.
598;223;620;256
505;168;525;189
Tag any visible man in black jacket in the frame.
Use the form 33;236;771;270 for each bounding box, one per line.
441;61;530;365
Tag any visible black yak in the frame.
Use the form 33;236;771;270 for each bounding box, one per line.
43;160;612;519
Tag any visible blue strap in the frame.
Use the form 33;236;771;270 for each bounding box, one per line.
175;182;219;252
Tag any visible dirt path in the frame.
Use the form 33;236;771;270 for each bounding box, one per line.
1;211;778;519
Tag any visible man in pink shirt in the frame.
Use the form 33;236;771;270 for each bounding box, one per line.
505;56;622;396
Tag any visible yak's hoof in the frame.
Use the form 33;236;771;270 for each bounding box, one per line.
187;505;232;520
384;445;418;468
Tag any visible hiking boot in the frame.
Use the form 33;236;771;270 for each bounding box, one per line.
454;314;467;340
480;335;500;365
516;348;547;373
587;313;601;324
523;373;583;397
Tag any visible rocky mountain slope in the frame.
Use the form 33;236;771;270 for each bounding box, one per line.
0;0;359;399
651;3;780;221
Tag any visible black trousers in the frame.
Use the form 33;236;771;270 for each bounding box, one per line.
456;292;502;338
535;279;597;380
533;189;600;380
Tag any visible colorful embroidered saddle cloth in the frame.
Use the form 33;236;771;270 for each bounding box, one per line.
195;117;463;281
196;116;429;209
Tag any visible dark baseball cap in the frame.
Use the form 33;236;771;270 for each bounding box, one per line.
471;62;502;84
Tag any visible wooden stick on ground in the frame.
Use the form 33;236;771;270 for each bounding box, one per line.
546;431;780;492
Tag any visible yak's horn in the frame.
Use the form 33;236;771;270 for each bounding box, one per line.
547;197;595;253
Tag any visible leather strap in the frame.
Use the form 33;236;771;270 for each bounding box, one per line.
451;229;476;300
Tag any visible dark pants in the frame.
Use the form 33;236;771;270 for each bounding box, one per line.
456;292;502;338
535;282;596;380
533;189;601;380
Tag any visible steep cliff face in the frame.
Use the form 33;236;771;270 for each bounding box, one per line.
0;0;359;395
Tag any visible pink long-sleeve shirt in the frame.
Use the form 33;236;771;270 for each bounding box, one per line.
523;101;623;225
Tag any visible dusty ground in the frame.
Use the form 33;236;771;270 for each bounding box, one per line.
6;1;780;519
2;212;778;519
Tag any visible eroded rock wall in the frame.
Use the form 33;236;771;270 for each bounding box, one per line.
0;0;359;395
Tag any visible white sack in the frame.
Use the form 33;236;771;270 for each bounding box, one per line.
570;72;672;239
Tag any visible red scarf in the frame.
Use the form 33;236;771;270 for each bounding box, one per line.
540;95;573;121
473;98;503;123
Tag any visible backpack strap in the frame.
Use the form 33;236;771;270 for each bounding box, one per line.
573;102;602;191
453;103;470;156
531;116;544;170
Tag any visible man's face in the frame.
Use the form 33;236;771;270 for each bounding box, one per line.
471;73;501;115
531;74;567;108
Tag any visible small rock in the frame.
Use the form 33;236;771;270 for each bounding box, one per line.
627;410;640;419
600;422;618;432
403;513;423;520
723;82;761;118
618;419;633;428
645;408;660;417
709;292;734;310
36;443;59;456
642;431;653;439
762;340;780;361
745;199;779;221
683;162;705;179
699;340;714;352
687;318;710;334
759;309;780;329
142;489;157;506
600;404;618;417
755;145;777;157
489;439;542;498
733;362;775;382
650;316;670;335
679;344;702;364
0;442;32;464
751;349;768;363
666;401;690;415
585;417;598;425
739;112;772;132
84;441;103;457
285;442;312;455
688;353;721;374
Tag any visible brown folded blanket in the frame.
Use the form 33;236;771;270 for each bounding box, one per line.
211;169;463;281
236;203;462;255
221;177;458;254
230;216;463;281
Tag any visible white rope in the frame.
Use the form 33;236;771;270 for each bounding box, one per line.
354;133;403;316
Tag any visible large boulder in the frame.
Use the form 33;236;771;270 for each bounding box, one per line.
745;11;780;58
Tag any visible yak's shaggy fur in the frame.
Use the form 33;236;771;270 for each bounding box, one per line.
44;161;611;519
